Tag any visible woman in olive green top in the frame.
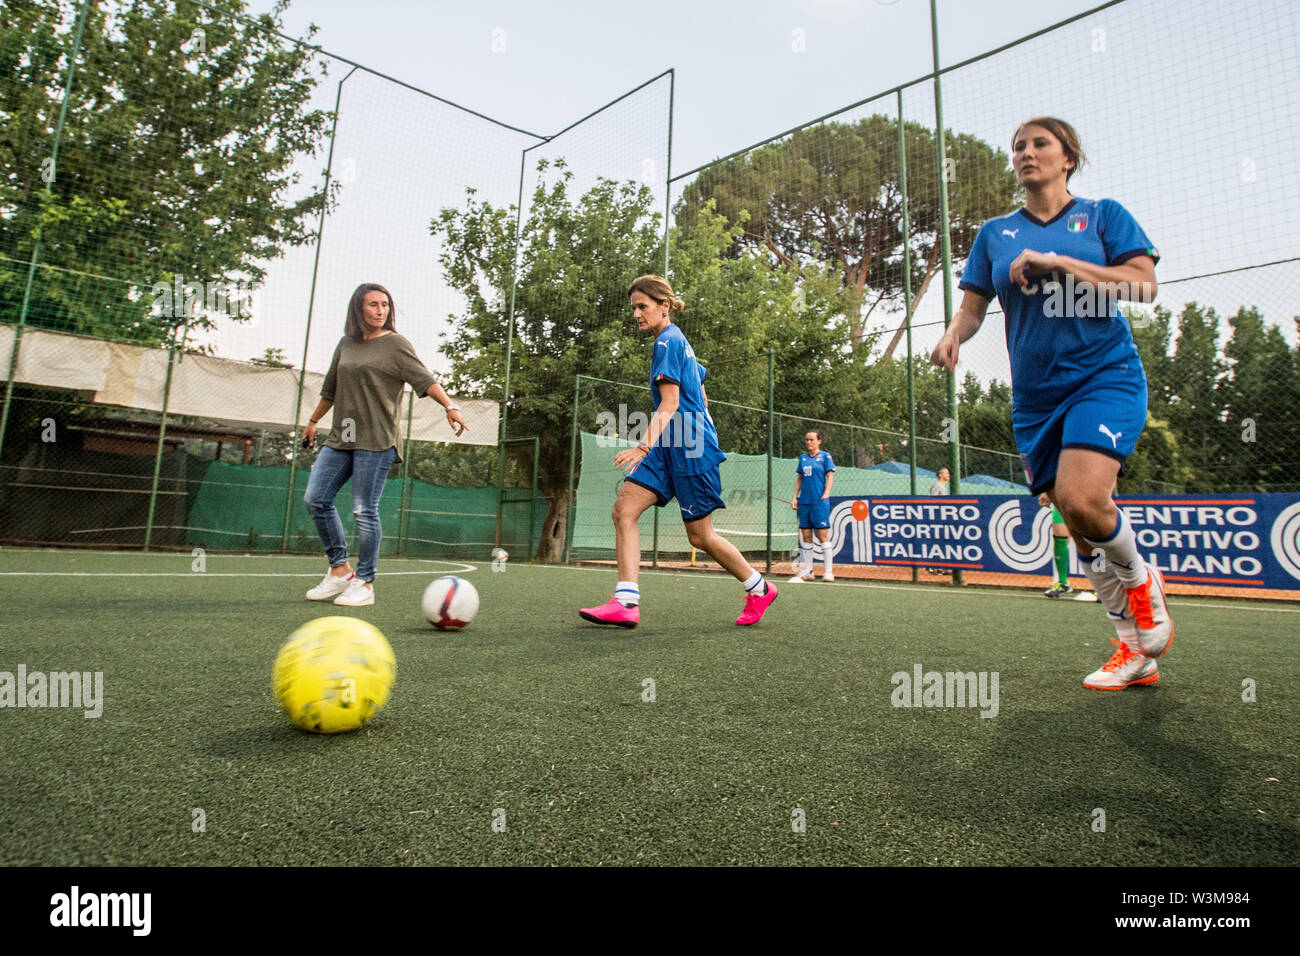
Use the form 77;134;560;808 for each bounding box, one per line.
301;283;467;607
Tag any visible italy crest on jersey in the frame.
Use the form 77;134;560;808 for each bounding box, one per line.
1066;212;1089;232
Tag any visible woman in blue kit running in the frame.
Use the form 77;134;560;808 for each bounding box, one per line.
930;117;1171;691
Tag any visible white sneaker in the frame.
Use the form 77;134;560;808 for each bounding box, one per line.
333;578;374;606
787;574;807;583
1125;566;1174;658
306;570;353;601
822;575;834;582
1083;636;1159;690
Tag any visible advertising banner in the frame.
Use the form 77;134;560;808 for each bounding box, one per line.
825;494;1300;591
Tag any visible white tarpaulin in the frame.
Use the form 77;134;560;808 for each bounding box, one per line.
4;326;498;445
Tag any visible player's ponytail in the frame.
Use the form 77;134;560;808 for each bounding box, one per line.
628;275;684;313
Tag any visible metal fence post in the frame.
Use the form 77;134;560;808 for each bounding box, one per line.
496;148;527;549
652;505;659;570
396;388;414;556
527;435;539;560
565;377;580;564
143;345;178;551
930;0;961;586
898;91;919;584
663;68;675;276
282;66;356;553
766;345;774;574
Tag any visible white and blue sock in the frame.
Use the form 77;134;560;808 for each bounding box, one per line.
742;570;766;596
614;581;640;607
1083;511;1148;589
1081;548;1125;616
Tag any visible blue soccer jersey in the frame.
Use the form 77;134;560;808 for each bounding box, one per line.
650;323;726;476
958;197;1159;412
796;451;835;504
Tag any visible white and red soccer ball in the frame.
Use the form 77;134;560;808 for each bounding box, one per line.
421;575;479;630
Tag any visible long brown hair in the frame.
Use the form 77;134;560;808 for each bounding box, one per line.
345;283;396;342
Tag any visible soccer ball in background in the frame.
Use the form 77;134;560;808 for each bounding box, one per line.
272;616;396;734
422;575;479;630
491;547;509;564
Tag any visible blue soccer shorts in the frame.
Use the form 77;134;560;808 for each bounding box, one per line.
624;446;726;523
1013;379;1147;495
797;501;830;529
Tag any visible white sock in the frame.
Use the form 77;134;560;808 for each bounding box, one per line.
1082;549;1127;617
742;570;765;594
821;540;833;577
799;544;813;573
614;580;639;607
1117;623;1143;655
1083;510;1148;589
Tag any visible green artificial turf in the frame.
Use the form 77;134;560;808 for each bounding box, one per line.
1;548;1296;866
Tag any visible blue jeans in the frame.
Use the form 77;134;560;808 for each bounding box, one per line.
303;445;396;583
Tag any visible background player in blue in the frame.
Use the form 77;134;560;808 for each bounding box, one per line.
930;117;1172;691
788;430;835;582
580;275;778;629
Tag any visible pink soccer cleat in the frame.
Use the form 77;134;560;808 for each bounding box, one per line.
579;596;640;629
735;581;778;626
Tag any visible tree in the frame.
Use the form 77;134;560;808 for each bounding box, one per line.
1115;301;1300;492
955;374;1015;465
0;0;332;348
1128;304;1173;407
431;169;848;562
674;116;1021;355
1120;412;1194;493
1220;307;1300;490
1165;302;1226;489
664;201;844;454
250;347;292;368
432;161;665;562
401;442;502;489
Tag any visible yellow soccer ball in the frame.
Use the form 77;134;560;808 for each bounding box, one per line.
272;616;396;734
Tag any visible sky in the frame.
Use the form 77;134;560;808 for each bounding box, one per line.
219;0;1300;387
253;0;1096;178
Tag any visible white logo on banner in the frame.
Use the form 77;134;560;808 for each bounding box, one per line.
1269;502;1300;582
987;500;1053;571
826;501;866;562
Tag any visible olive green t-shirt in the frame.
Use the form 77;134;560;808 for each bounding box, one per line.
319;332;438;463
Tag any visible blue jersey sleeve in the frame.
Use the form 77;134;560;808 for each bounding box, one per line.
1099;199;1159;267
958;222;995;299
824;453;835;471
651;335;686;387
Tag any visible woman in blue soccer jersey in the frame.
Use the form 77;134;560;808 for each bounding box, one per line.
930;117;1172;691
580;276;777;629
789;429;835;582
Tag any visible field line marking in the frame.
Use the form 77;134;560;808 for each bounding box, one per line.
534;563;1300;614
0;563;479;578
